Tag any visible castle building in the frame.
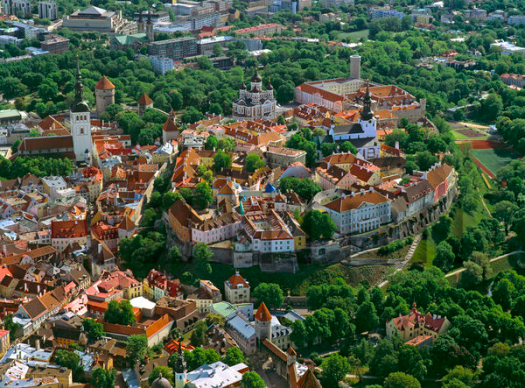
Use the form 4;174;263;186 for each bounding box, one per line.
386;302;451;344
232;69;277;120
71;59;92;164
94;76;115;117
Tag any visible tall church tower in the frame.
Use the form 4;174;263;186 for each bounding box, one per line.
174;341;187;388
137;10;145;33
146;9;154;43
71;57;92;164
358;81;377;138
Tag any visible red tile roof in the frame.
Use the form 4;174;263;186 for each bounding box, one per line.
226;273;249;290
138;93;153;105
95;76;115;90
51;219;88;239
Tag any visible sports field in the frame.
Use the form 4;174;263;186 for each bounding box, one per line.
470;148;518;177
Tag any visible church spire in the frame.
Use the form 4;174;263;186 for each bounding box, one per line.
75;55;83;102
71;55;90;113
361;80;374;121
174;338;187;373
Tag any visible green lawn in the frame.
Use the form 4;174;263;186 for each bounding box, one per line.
336;29;369;41
198;262;390;295
470;148;519;176
411;236;436;267
451;130;488;140
452;206;488;237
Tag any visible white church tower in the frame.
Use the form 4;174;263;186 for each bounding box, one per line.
358;81;377;138
71;57;92;165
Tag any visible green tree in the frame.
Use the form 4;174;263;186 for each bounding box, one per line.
194;182;213;209
205;135;218;150
432;215;453;243
213;150;232;172
384;372;421;388
126;334;147;365
301;210;336;240
104;300;136;326
290;320;308;348
54;349;83;380
241;371;265;388
494;200;518;235
245;154;265;173
295;178;321;202
148;367;174;386
355;301;379;333
92;368;117;388
321;354;350;388
185;347;220;370
253;283;284;309
194;243;213;277
2;314;20;340
492;278;515;311
223;347;246;366
434;241;455;273
82;318;105;343
480;93;502;122
168;246;182;264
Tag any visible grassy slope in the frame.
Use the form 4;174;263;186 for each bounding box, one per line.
412;236;436;267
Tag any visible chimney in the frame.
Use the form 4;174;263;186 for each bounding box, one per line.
98;243;102;254
395;141;399;149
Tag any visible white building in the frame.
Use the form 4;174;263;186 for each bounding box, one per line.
490;41;525;56
241;210;294;253
149;55;174;75
232;69;277;120
323;189;391;234
38;0;58;20
177;361;249;387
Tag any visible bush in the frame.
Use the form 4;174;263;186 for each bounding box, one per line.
378;238;412;256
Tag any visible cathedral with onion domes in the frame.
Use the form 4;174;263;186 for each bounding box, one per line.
232;67;277;120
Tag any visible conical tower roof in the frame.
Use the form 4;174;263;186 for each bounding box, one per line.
255;302;272;322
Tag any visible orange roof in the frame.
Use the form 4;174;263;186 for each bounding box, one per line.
255;302;272;322
324;190;390;213
426;164;453;189
162;118;178;133
138;93;153;105
51;219;88;239
226;273;249;290
119;215;136;230
95;76;115;90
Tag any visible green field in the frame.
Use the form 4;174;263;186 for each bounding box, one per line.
471;148;518;176
336;29;370;41
451;130;488;140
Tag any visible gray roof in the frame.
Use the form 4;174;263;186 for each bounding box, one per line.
227;314;255;340
79;6;107;15
332;123;364;135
